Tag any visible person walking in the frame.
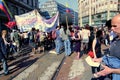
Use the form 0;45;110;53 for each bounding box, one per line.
61;25;71;56
0;32;9;75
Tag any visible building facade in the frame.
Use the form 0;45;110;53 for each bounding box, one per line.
0;0;39;32
40;0;78;25
78;0;119;27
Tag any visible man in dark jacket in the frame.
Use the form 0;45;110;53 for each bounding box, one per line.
0;34;9;75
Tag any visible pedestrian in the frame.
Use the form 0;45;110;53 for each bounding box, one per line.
72;27;81;59
93;14;120;80
2;30;10;58
60;25;71;56
81;26;90;54
91;30;103;79
28;28;37;55
54;26;62;54
35;29;41;53
0;32;9;75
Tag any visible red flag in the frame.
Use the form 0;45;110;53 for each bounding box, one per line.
5;21;16;29
66;8;70;13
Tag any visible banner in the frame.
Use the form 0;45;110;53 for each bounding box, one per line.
15;9;59;32
15;10;37;32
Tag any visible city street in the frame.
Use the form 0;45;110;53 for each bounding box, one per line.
0;44;110;80
0;0;119;80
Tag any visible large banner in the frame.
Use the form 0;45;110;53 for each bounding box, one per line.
15;9;59;32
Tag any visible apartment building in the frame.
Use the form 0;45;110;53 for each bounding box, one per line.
78;0;119;27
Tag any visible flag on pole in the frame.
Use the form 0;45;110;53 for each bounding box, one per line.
65;2;70;13
0;0;13;21
0;0;15;28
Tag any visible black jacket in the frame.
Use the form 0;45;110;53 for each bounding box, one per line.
0;37;7;60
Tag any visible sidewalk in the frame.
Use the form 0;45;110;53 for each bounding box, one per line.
0;52;43;80
56;44;111;80
13;52;65;80
56;53;93;80
0;44;110;80
12;50;92;80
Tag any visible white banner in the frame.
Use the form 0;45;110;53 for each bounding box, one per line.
15;9;59;32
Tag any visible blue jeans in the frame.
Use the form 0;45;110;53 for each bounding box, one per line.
103;55;120;80
1;58;9;74
64;39;71;56
55;39;62;54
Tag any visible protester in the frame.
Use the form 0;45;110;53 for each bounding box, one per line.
54;26;62;54
35;29;41;53
39;31;46;52
13;30;20;51
0;31;9;75
72;27;81;59
23;31;29;45
81;26;90;54
93;14;120;80
28;28;37;55
61;25;71;56
2;30;10;58
91;30;103;79
2;30;9;46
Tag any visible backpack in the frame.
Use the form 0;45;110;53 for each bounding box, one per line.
52;30;57;39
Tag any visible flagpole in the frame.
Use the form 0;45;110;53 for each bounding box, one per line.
66;15;68;29
65;2;69;29
2;0;13;20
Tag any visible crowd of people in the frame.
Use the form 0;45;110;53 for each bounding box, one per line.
0;14;120;80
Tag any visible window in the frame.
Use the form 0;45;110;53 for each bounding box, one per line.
20;9;25;14
31;0;33;6
11;5;18;15
27;0;30;5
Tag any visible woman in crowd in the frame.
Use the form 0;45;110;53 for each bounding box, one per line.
92;30;103;77
72;27;81;59
60;25;71;56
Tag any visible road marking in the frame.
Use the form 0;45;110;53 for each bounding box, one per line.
38;62;60;80
68;59;85;79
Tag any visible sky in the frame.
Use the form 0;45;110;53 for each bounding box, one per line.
38;0;78;12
